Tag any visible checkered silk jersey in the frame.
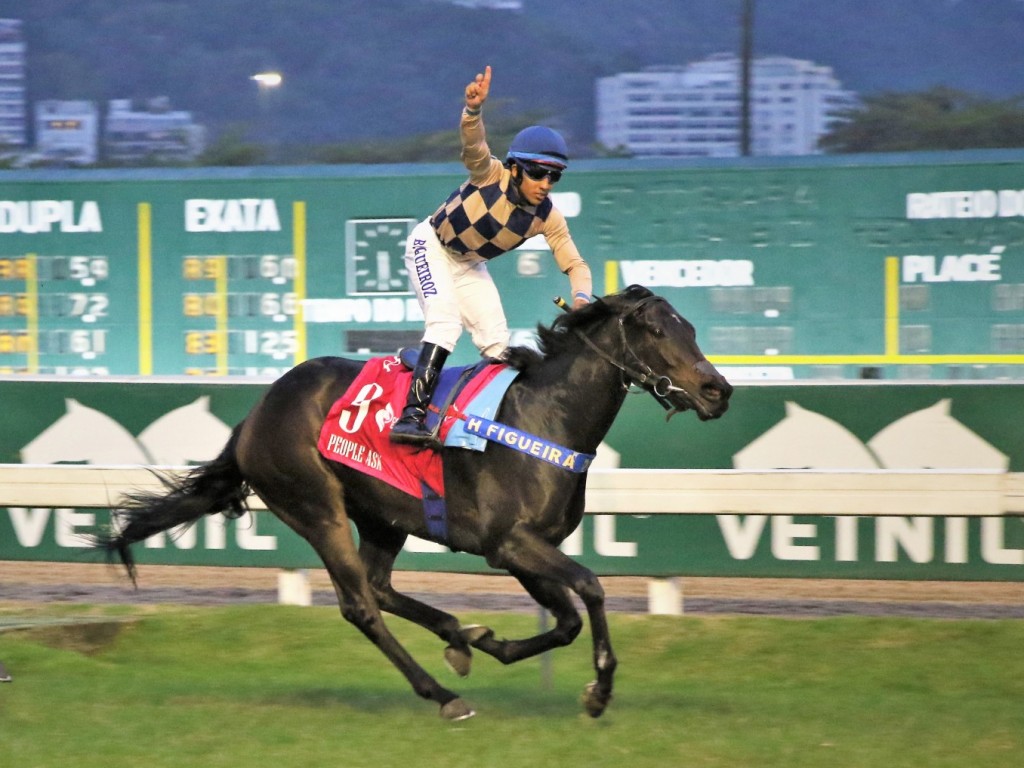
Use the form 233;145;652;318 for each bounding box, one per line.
430;162;553;260
427;109;591;298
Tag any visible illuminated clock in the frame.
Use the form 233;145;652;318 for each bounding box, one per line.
345;218;415;295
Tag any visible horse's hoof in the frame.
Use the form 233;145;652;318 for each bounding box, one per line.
461;624;493;645
444;645;472;677
581;680;612;718
440;698;476;721
443;624;492;676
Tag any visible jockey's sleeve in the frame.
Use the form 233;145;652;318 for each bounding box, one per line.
460;108;493;183
545;209;593;301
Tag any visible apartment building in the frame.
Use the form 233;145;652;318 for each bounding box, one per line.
104;97;205;163
35;100;99;165
596;54;858;158
0;18;27;149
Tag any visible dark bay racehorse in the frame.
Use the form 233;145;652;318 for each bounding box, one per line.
95;284;732;720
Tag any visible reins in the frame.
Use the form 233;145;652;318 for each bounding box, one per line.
570;295;696;416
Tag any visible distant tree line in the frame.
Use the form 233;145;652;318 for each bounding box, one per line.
197;86;1024;165
819;87;1024;153
11;87;1024;169
196;108;550;167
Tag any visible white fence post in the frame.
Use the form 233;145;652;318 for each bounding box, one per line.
647;578;684;615
277;569;312;606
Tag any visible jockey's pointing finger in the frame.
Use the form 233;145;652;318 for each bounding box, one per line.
471;65;491;103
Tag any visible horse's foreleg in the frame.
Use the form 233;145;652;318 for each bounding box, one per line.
358;531;483;677
486;528;617;718
466;574;583;664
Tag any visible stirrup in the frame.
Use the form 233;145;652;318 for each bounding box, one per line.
389;418;436;446
390;428;429;444
390;432;441;449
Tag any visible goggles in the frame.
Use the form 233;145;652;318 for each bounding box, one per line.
515;160;563;184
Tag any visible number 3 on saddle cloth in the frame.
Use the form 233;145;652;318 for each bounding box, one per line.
316;354;520;540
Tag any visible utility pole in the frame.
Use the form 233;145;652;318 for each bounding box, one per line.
740;0;754;156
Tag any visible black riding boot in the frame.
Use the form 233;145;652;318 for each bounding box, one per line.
389;342;449;446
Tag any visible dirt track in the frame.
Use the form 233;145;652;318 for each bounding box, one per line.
2;562;1022;619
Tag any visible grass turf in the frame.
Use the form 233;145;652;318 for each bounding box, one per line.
1;604;1021;767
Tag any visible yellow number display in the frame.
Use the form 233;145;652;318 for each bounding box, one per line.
183;294;223;317
182;257;224;280
0;293;30;316
0;331;31;354
184;331;222;355
0;258;28;280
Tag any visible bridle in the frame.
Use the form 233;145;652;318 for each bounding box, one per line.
573;295;709;416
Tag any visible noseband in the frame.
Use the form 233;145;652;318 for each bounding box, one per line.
574;296;704;415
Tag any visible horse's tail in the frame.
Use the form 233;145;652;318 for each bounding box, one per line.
94;423;251;585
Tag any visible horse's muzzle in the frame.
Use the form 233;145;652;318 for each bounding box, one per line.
697;380;732;419
693;361;733;420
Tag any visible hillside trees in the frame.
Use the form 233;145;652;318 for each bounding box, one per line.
820;87;1024;153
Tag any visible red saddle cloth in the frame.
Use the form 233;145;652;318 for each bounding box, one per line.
317;355;510;498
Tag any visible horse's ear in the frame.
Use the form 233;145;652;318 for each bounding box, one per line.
630;301;658;329
604;284;653;313
624;284;654;299
624;291;671;336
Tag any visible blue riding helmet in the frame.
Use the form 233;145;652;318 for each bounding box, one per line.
506;126;569;169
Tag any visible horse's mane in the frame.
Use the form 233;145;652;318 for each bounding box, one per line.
502;284;653;373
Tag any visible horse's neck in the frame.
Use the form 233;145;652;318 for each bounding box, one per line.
557;331;631;450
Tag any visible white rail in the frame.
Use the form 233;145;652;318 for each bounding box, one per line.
3;463;1022;613
2;464;1023;516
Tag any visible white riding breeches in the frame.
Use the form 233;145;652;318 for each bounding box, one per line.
404;218;510;357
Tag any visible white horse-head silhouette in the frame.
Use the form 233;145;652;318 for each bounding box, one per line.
137;396;232;465
19;396;233;466
20;399;151;464
733;401;881;469
734;399;1009;470
868;399;1008;470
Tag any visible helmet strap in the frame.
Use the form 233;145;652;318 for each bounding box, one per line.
508;163;525;200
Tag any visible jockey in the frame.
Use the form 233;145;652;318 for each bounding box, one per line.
390;65;593;446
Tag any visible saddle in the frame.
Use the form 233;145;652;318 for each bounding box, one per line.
317;353;593;542
398;346;420;370
317;355;516;493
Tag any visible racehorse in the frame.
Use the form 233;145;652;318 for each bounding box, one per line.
94;284;732;720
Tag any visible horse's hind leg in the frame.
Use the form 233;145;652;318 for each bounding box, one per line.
267;495;474;721
357;524;487;677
